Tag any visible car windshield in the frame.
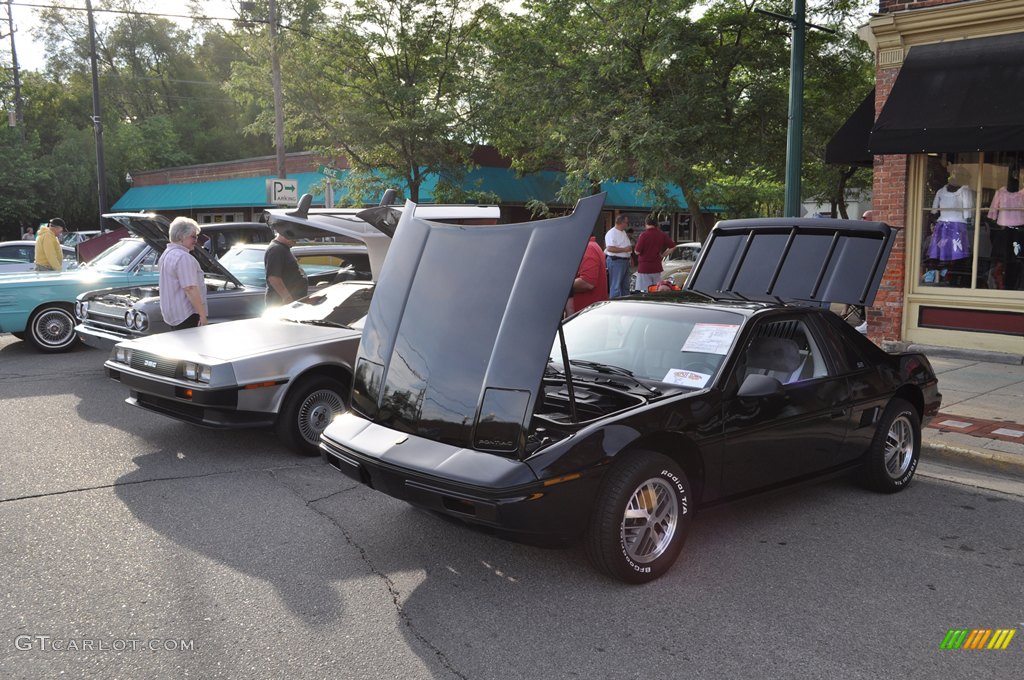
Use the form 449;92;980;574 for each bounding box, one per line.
274;282;374;329
550;301;745;389
218;247;270;285
85;239;153;272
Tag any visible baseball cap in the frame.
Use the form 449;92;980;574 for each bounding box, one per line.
49;218;66;228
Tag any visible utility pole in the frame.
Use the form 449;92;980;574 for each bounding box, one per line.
757;1;834;218
86;0;108;222
268;0;286;179
5;0;23;136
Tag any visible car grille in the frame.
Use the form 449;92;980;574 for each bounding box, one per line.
81;301;131;335
129;351;178;378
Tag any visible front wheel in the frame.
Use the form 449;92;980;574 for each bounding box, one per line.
275;376;347;456
27;304;80;353
861;397;920;493
586;451;691;583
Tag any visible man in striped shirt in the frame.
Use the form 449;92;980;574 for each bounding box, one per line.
158;217;208;330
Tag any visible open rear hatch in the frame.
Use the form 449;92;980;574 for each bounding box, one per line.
685;217;896;307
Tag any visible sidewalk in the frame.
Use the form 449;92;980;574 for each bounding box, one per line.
913;345;1024;478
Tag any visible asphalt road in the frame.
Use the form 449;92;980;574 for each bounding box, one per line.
1;334;1022;680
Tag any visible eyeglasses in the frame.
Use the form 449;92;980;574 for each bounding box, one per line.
185;233;199;240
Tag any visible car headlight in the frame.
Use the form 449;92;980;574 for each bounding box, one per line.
113;345;133;364
76;300;89;320
125;310;136;329
182;361;212;384
134;310;148;332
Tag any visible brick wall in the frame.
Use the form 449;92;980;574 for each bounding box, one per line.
878;0;971;12
868;47;910;345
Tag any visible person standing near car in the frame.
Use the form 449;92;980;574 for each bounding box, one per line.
159;217;208;330
21;226;34;240
33;218;65;271
633;215;675;292
265;228;308;306
605;214;632;297
566;235;609;316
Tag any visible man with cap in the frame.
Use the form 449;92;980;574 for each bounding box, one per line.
34;218;66;271
264;226;308;306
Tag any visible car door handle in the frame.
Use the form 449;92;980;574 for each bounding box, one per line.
830;408;850;419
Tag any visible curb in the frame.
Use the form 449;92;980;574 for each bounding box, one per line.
909;343;1024;366
922;441;1024;479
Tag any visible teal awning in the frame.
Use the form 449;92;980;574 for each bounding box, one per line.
112;167;718;212
111;172;327;212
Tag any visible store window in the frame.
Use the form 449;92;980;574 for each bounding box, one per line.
920;152;1024;292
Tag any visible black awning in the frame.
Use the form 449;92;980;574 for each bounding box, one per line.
825;89;875;166
869;33;1024;154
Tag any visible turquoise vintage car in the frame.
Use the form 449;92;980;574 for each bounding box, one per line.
0;216;272;353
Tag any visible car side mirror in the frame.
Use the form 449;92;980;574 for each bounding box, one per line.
737;373;783;399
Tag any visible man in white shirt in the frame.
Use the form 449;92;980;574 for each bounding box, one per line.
604;214;632;298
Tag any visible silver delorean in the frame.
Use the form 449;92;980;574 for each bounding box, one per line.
103;196;500;455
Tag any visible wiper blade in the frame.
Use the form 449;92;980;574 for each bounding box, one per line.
569;359;634;377
296;319;348;328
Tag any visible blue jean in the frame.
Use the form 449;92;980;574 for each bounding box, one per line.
607;256;630;298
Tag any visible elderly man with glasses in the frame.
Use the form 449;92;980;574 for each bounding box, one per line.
158;217;208;330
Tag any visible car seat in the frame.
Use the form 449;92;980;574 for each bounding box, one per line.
639;323;683;379
743;336;802;384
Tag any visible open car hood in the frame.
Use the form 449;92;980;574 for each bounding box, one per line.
103;213;244;287
685;217;896;306
350;193;606;457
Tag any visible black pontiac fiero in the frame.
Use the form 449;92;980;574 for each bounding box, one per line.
320;195;941;583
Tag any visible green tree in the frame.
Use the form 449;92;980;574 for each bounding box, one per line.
227;0;499;203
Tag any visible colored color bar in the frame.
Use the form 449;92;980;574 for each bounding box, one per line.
940;629;968;650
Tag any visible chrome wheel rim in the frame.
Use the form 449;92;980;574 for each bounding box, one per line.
620;477;678;564
297;389;344;445
33;309;75;348
884;414;914;479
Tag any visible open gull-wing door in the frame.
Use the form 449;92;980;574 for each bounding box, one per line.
103;213;245;287
685;217;896;307
351;193;607;458
264;195;500;281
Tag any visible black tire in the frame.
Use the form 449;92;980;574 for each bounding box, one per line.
585;451;691;583
27;303;80;353
275;376;347;456
861;397;920;493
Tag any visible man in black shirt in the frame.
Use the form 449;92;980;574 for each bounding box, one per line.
264;228;308;306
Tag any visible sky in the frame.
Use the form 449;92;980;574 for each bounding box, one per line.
4;1;240;72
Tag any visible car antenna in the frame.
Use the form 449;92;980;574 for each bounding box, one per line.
556;321;579;424
286;193;313;219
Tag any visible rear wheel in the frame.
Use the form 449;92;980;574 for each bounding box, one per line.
27;303;79;353
586;451;691;583
861;397;920;493
275;376;347;456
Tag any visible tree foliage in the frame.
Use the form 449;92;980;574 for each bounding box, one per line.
0;0;876;238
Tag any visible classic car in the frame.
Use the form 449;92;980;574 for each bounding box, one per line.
76;238;370;350
0;240;77;274
317;196;942;583
102;198;501;455
0;221;271;353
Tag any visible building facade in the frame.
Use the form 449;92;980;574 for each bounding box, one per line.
861;0;1024;354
